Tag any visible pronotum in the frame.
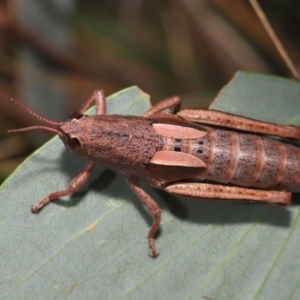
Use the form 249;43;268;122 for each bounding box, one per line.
9;90;300;257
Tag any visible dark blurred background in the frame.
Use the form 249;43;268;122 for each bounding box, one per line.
0;0;300;183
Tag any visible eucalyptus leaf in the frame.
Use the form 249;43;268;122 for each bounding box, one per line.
1;75;300;300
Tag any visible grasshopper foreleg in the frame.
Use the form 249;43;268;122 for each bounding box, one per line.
32;90;107;213
32;162;95;213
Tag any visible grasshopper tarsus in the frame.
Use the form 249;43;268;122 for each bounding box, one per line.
31;206;40;214
31;195;54;213
149;234;159;257
31;194;55;213
31;204;44;214
149;247;159;258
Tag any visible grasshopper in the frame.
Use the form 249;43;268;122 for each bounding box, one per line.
9;90;300;257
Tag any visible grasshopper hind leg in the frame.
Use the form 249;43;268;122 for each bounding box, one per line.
165;182;291;205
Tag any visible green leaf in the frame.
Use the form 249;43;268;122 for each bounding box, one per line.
210;71;300;125
1;76;300;300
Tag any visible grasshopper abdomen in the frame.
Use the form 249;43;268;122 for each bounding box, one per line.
159;128;300;191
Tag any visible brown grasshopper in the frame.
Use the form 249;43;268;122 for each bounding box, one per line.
9;90;300;257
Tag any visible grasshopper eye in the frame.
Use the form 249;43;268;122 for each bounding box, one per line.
68;137;81;151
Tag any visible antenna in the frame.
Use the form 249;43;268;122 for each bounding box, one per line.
8;126;60;134
10;98;61;127
8;99;62;135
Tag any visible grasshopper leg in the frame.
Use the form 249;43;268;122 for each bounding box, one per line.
178;109;300;140
165;182;291;205
77;90;106;115
32;162;95;213
127;180;161;258
143;95;181;117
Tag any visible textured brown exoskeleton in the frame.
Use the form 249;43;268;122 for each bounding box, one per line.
9;90;300;257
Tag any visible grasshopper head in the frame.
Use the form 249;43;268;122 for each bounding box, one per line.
59;115;93;157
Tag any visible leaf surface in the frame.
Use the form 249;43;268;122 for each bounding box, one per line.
1;76;300;300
